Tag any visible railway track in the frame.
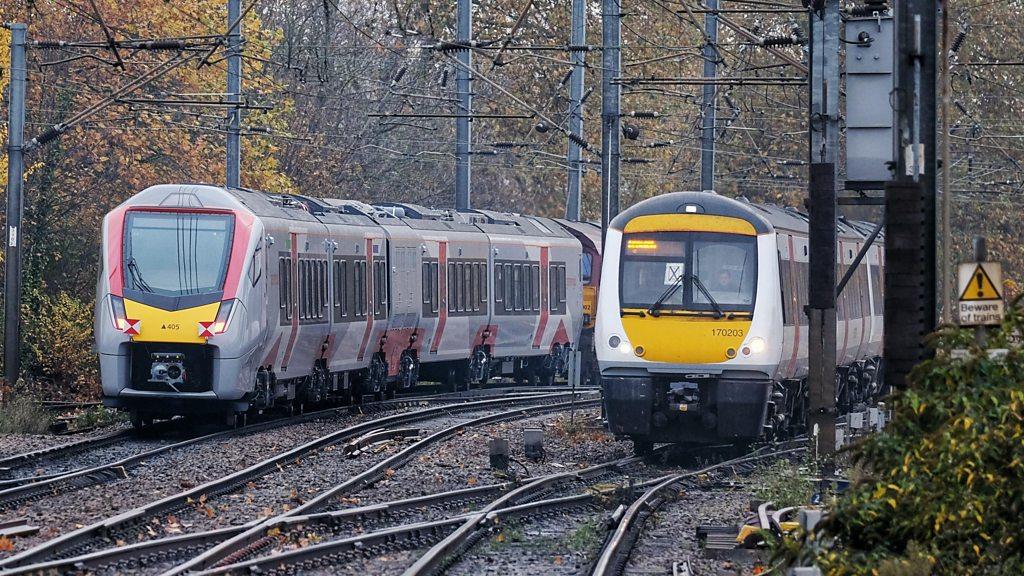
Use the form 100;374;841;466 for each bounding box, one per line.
589;445;807;576
0;384;588;496
190;448;656;575
0;390;596;571
0;395;460;508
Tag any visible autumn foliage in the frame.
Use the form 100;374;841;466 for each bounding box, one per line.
778;305;1024;574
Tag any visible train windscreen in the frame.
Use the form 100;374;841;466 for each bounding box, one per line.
123;211;234;297
620;231;756;313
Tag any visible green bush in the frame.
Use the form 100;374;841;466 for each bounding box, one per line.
0;395;52;434
23;291;99;398
777;306;1024;574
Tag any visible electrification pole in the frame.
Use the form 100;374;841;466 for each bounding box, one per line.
454;0;472;211
940;1;952;323
564;0;586;221
225;0;242;189
699;0;718;192
3;23;27;390
885;0;937;389
806;0;840;473
600;0;621;238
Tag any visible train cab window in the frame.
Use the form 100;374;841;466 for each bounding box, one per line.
581;253;593;284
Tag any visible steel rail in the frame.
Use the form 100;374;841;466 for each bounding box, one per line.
0;387;576;491
400;444;666;576
0;428;133;475
0;392;591;569
198;451;656;575
0;396;454;508
590;446;807;576
2;485;515;574
162;397;602;575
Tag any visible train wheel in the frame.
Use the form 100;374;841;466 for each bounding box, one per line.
632;439;654;457
130;411;153;432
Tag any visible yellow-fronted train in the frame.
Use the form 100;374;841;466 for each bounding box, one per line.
595;191;885;454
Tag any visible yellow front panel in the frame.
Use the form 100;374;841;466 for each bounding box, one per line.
623;214;756;235
124;300;220;344
583;286;598;329
620;311;751;364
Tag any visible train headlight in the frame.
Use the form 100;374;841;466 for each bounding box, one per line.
744;337;767;355
109;295;128;331
608;335;621;349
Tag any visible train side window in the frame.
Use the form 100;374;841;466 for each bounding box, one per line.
279;256;291;323
470;263;479;312
354;260;364;317
279;257;288;311
549;264;557;312
312;261;320;319
558;265;567;307
448;262;456;312
504;263;513;312
581;253;592;284
532;264;541;310
469;263;478;311
297;260;305;320
524;265;532;312
379;260;389;316
422;262;431;306
457;263;466;312
779;257;791;326
494;263;504;305
512;265;521;311
480;262;488;304
430;262;439;313
859;264;870;318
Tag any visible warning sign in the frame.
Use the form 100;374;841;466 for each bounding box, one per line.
957;262;1004;326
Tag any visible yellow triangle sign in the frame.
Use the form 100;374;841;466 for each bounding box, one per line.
960;264;1001;301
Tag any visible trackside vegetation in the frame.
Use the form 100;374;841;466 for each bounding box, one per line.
775;304;1024;574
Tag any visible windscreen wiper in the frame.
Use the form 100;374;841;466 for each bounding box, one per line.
647;272;686;317
690;274;725;319
126;257;153;293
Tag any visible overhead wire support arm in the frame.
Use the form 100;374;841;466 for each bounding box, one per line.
367;113;534;119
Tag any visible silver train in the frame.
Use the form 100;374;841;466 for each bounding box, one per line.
95;184;585;425
595;192;884;451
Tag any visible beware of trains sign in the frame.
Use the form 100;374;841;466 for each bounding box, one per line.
957;262;1004;326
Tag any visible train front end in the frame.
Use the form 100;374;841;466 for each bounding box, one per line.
95;185;265;423
595;192;781;448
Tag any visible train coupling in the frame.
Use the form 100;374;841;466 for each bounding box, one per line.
149;353;187;390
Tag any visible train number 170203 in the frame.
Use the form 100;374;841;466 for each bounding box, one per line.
711;328;744;337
